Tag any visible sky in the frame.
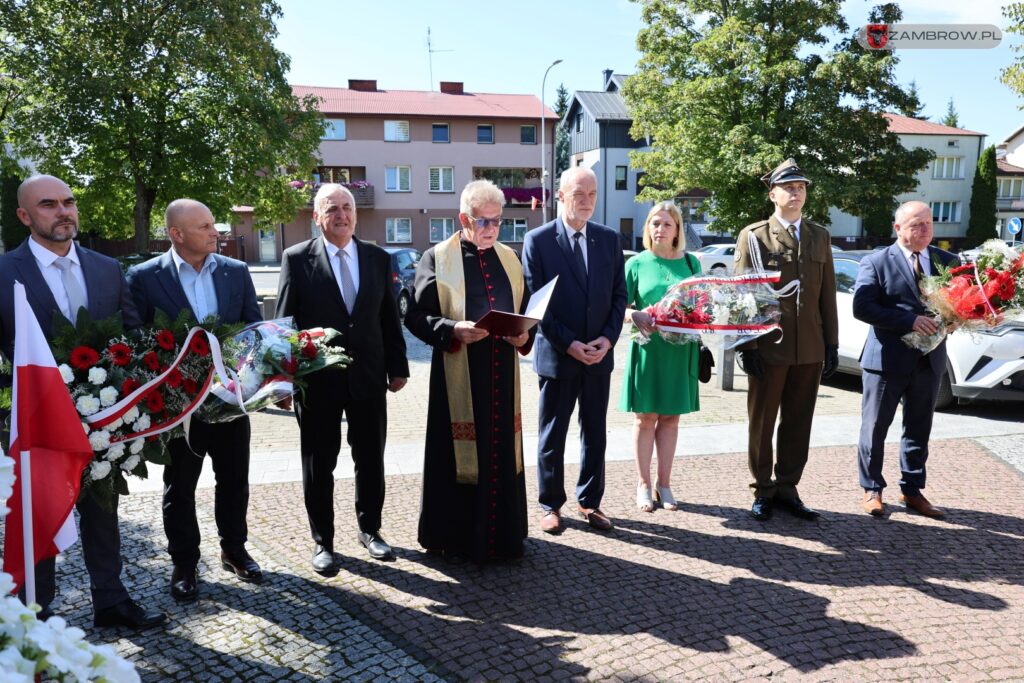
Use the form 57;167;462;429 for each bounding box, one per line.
275;0;1024;143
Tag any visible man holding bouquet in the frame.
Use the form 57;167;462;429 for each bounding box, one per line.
126;198;263;602
853;200;958;518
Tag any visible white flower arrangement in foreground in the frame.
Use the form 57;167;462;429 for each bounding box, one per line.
0;453;139;682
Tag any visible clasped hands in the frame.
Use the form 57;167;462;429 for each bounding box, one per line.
568;336;612;365
452;320;529;348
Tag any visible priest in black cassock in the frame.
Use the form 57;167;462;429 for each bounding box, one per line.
405;179;534;562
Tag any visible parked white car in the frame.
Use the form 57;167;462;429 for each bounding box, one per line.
832;251;1024;409
692;244;736;274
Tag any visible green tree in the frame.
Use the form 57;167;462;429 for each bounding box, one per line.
941;98;960;128
623;0;933;235
0;0;324;252
553;83;570;178
902;80;927;119
967;145;998;245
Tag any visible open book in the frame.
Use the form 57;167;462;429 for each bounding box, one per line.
475;276;558;337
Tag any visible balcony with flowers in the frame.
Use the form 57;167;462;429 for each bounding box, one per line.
291;167;374;208
474;167;547;207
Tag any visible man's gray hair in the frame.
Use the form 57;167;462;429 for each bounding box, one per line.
459;180;505;215
314;183;355;214
559;166;597;189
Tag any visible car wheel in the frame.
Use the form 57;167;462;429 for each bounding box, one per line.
398;291;410;319
934;369;954;411
709;263;728;274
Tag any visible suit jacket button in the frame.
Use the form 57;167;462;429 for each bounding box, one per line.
349;322;354;328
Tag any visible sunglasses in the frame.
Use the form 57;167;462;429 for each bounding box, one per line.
466;214;502;229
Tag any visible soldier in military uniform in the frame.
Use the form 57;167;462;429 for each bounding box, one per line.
733;159;839;521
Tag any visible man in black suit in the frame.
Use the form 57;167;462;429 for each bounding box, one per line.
0;174;165;629
276;183;409;572
853;200;958;518
126;198;263;601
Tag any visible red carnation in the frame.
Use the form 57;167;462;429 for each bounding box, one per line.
182;377;199;395
70;346;100;370
156;329;176;351
189;335;210;357
145;390;165;412
143;351;160;371
107;343;132;367
165;367;183;388
122;377;141;396
281;358;299;375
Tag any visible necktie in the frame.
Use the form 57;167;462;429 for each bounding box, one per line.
786;223;798;243
54;256;86;324
912;251;924;284
572;231;588;283
337;250;357;314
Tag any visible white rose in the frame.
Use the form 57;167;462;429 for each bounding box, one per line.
89;461;112;480
103;444;125;461
75;396;100;416
87;367;108;385
99;386;118;407
88;430;111;451
58;364;75;384
133;414;151;432
121;455;141;472
122;406;140;423
107;417;124;431
129;439;144;454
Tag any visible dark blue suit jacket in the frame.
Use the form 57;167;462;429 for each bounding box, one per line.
852;243;958;376
125;250;261;327
522;218;627;378
0;239;141;359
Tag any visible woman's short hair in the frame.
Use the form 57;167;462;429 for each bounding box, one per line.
460;180;506;215
642;201;685;252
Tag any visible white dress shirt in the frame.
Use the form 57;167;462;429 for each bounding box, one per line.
896;241;931;278
323;238;360;307
566;223;589;271
29;238;89;321
171;248;219;321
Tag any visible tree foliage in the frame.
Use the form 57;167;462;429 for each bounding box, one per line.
902;80;927;119
967;145;998;245
623;0;933;235
941;98;960;128
0;0;325;251
553;83;570;178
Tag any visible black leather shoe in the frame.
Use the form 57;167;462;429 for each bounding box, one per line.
170;564;199;602
311;544;335;574
37;607;54;622
750;497;773;521
221;548;264;584
776;496;820;520
358;531;394;561
94;599;167;630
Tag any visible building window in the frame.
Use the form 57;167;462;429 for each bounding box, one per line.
998;178;1024;198
520;125;536;144
615;166;628;191
930;201;961;223
322;119;346;141
477;124;494;144
386;217;412;243
932;156;962;179
499;218;528;243
429;166;454;193
385;166;411;192
430;217;457;242
432;123;450;143
314;166;351;184
384;120;410;142
575;112;583;133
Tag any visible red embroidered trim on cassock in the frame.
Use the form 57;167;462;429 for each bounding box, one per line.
451;421;476;441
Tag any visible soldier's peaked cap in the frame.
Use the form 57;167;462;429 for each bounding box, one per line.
761;158;811;188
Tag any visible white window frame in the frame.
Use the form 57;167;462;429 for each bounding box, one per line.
385;165;411;192
930;201;961;223
997;177;1024;198
428;166;454;193
384;120;410;142
322;119;346;141
386;217;413;243
429;217;458;243
432;123;450;143
932;156;963;179
520;125;537;144
477;124;494;144
499;217;528;243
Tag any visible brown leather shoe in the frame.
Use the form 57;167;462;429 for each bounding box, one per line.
539;510;563;534
862;491;884;516
579;506;613;531
900;494;945;519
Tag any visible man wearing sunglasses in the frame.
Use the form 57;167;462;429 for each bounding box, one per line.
522;166;628;534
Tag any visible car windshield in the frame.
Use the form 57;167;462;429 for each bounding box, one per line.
697;246;717;253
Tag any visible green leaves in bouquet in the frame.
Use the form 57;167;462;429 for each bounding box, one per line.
144;440;171;466
51;308;126;362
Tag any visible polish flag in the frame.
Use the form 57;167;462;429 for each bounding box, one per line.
3;282;93;593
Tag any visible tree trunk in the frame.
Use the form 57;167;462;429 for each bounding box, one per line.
134;182;156;254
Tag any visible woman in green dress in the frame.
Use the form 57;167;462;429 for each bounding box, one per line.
621;202;701;512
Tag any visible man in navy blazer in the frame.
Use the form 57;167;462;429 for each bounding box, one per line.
126;198;263;602
853;200;958;519
0;174;165;629
522;167;627;533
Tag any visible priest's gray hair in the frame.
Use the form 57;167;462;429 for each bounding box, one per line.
460;180;506;216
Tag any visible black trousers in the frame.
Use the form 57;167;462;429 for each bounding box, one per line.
294;387;387;548
163;417;251;568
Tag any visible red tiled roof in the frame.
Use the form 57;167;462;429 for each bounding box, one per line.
883;112;983;136
292;84;556;120
997;158;1024;175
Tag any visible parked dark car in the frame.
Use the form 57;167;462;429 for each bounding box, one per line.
384;247;421;319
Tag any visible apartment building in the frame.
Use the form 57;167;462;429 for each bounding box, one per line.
995;125;1024;241
231;79;557;262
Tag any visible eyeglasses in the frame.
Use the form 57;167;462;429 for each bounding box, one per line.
466;214;502;229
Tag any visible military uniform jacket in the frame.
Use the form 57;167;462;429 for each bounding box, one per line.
733;215;839;366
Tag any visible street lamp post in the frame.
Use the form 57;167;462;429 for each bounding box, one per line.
540;59;562;223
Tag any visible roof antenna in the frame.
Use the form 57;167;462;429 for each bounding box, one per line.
427;27;454;91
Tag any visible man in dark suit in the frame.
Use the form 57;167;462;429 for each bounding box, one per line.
733;159;839;522
853;200;958;518
276;183;409;572
521;167;627;533
126;198;263;601
0;174;165;629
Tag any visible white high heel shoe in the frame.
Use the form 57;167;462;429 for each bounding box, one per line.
636;483;654;512
654;484;678;511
